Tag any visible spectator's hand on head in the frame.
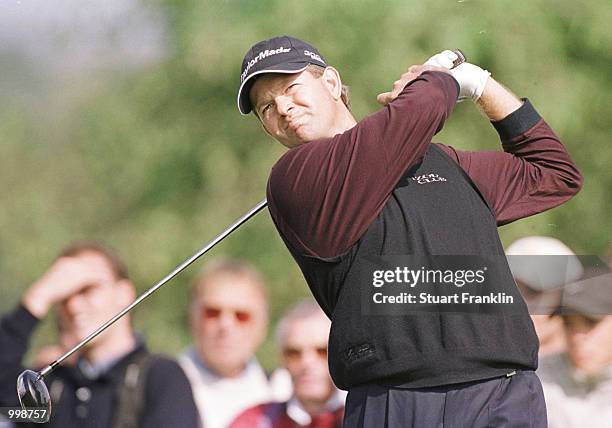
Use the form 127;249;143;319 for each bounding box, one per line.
377;64;450;106
22;256;113;319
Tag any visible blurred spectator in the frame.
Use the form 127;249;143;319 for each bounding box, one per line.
537;271;612;427
506;236;583;357
179;258;284;428
231;299;345;428
0;241;199;427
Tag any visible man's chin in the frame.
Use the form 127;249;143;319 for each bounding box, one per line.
71;327;103;347
283;126;319;147
571;356;602;375
75;334;96;347
282;136;310;149
295;386;332;403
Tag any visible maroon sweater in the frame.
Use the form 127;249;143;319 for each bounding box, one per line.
266;71;583;259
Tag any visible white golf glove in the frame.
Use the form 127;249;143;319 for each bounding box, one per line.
425;50;490;102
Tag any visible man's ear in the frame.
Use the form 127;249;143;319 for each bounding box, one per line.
321;66;342;101
188;301;200;333
118;279;136;305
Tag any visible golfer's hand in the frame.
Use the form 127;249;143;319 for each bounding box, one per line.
425;50;490;102
22;257;112;318
377;64;450;106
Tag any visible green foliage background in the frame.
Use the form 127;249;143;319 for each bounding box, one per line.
1;0;610;370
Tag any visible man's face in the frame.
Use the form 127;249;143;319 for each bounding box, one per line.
564;314;612;375
190;274;268;377
57;252;132;347
531;314;565;347
250;69;338;149
281;314;334;405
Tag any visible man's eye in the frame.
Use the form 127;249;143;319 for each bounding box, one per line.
261;103;272;115
81;284;97;296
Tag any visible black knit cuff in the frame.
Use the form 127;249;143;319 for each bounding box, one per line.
491;98;541;142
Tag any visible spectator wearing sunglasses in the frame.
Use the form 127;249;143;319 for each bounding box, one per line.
179;258;280;428
231;300;345;428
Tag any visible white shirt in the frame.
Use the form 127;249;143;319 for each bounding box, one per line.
285;389;347;426
178;348;276;428
538;353;612;428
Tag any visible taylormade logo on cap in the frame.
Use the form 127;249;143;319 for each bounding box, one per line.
241;47;292;83
237;35;328;114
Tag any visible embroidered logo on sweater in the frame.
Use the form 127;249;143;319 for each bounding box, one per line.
411;173;447;184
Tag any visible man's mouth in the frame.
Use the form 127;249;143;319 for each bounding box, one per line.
70;314;93;330
286;115;306;132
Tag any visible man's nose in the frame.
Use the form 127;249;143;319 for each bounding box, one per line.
300;348;321;367
63;293;88;314
217;312;238;330
275;96;294;116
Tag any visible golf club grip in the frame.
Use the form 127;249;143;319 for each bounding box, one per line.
451;49;466;68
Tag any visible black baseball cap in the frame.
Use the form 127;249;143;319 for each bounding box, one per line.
237;35;327;115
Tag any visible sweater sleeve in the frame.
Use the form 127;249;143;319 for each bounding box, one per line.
0;304;40;407
267;71;459;258
436;99;583;225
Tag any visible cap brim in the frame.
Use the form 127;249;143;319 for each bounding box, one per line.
237;62;310;115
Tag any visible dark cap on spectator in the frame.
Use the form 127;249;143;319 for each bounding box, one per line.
237;35;327;115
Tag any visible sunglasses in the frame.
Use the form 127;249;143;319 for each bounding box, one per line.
201;306;253;324
282;346;328;362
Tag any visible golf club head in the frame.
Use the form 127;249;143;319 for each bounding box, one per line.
17;370;51;422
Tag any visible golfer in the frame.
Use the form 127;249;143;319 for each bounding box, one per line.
237;35;582;427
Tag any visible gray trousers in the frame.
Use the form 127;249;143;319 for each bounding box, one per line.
344;370;547;427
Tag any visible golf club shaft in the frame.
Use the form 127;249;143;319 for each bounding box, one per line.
39;199;268;378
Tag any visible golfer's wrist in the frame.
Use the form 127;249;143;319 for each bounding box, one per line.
476;78;523;122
